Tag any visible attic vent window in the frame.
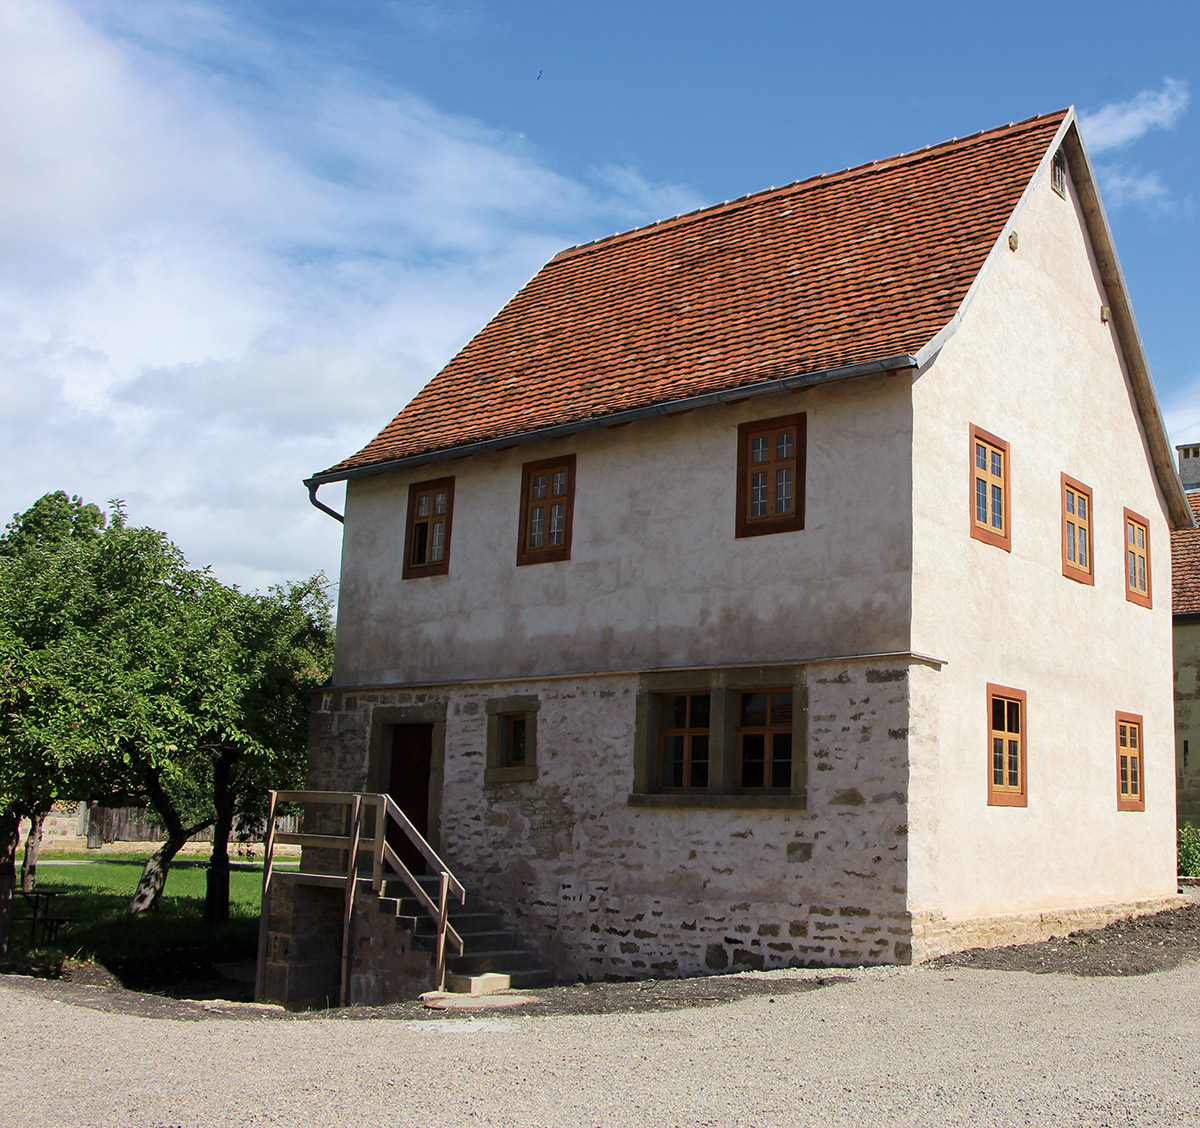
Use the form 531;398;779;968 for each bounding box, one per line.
1052;150;1067;198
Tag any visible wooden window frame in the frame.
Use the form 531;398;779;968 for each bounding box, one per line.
1051;150;1068;198
734;688;794;794
657;692;712;793
484;695;539;784
517;454;576;566
736;414;806;539
969;426;1011;552
402;476;454;579
1060;473;1094;585
986;684;1027;807
1123;508;1152;608
1116;711;1145;812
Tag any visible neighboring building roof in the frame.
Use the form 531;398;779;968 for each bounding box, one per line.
1172;493;1200;614
318;111;1068;479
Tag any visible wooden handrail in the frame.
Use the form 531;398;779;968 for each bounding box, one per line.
256;788;468;1004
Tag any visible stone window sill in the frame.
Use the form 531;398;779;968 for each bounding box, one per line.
485;765;538;785
627;792;807;810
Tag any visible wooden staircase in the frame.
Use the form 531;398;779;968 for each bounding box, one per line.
255;790;549;1006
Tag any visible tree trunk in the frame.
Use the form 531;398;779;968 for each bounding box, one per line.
128;821;213;914
205;751;238;925
0;811;20;956
21;809;47;892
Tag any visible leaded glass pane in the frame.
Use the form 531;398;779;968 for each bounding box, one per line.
1129;726;1138;750
1077;496;1087;521
777;432;793;460
549;503;564;546
751;472;768;517
1129;550;1137;587
532;475;547;500
1008;739;1019;787
1119;724;1128;749
1138;557;1146;592
1066;490;1075;515
1120;755;1129;793
991;450;1002;478
434;492;446;515
1067;521;1076;562
1136;525;1145;549
752;436;769;464
529;507;543;548
976;479;987;523
776;468;793;514
552;471;566;496
1079;532;1088;568
976;443;986;470
993;737;1004;785
1130;757;1139;792
430;521;443;561
417;494;430;518
991;484;1003;529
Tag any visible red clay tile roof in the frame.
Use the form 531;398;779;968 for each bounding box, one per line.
320;110;1069;479
1172;493;1200;614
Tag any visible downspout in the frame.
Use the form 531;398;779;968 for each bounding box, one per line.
306;480;344;524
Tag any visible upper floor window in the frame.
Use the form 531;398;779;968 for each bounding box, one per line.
736;414;806;539
987;683;1027;807
1116;711;1145;811
969;425;1011;551
517;455;575;566
1123;508;1152;608
1061;473;1094;585
403;477;454;579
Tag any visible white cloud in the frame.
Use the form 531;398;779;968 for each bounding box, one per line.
1080;78;1190;154
1094;167;1172;211
0;0;702;593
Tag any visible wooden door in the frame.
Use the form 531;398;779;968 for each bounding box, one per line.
387;723;433;876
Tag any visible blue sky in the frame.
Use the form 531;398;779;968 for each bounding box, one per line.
2;0;1198;593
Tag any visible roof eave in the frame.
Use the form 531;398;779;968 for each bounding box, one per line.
305;352;920;488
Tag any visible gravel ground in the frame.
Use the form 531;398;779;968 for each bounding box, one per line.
4;950;1200;1126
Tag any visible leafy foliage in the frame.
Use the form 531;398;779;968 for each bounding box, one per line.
1180;823;1200;878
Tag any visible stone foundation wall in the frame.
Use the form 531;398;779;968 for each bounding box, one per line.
304;660;917;984
910;895;1187;962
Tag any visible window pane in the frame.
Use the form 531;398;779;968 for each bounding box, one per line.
993;737;1004;785
1078;496;1087;521
690;757;708;789
532;475;547;499
1129;726;1138;750
549;503;564;546
434;492;446;515
1008;739;1019;787
741;734;765;788
417;495;430;518
1120;755;1128;793
1067;522;1076;562
1128;521;1136;546
662;735;685;788
1130;757;1139;792
976;443;986;470
1118;724;1127;749
1128;550;1137;587
771;733;792;789
430;521;444;561
991;450;1002;478
1006;700;1020;735
508;718;526;764
751;472;768;517
976;479;987;523
1136;525;1145;549
776;468;793;514
991;484;1003;529
752;436;769;464
777;432;793;460
689;694;711;729
690;735;710;779
1079;532;1088;569
1137;557;1146;592
768;692;794;726
412;523;428;564
992;698;1005;731
662;695;689;729
529;507;543;548
740;692;767;727
552;471;566;496
1066;490;1075;515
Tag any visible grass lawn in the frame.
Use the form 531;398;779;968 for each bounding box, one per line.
3;856;267;993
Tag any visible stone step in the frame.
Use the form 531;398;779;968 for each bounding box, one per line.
443;967;554;995
447;948;539;975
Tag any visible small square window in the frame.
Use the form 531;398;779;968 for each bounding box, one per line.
736;414;806;539
518;455;575;566
1052;150;1068;198
1061;473;1094;585
485;696;539;784
1123;508;1152;608
987;684;1027;807
403;477;454;579
969;426;1011;552
1116;712;1145;811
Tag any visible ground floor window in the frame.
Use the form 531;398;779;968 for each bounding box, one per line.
484;695;540;784
987;683;1027;807
631;668;806;807
1116;711;1145;812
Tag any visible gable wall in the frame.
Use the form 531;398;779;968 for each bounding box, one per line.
334;375;914;686
908;155;1177;921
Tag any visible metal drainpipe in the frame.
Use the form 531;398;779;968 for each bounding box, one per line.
306;481;344;524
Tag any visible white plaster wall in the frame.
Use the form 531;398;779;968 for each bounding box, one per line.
333;375;913;685
909;159;1177;920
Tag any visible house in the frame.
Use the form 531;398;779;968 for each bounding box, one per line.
264;109;1191;1008
1171;446;1200;830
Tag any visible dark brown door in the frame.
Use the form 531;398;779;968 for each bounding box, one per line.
387;723;433;876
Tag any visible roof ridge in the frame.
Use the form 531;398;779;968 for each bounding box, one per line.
553;108;1071;265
